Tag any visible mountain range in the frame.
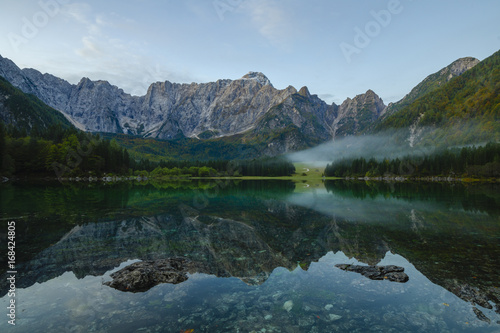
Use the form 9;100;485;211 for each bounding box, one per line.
0;49;498;158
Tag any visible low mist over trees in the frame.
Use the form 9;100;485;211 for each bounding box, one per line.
324;143;500;179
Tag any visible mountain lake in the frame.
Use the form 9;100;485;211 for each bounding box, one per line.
1;180;499;332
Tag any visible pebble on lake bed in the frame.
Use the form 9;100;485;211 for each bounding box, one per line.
328;314;342;321
283;300;293;312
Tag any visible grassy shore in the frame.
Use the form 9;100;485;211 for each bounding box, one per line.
46;161;497;186
191;163;334;191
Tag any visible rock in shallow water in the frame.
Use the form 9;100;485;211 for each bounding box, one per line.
283;300;294;312
328;314;342;321
335;264;409;283
472;307;491;324
104;257;192;292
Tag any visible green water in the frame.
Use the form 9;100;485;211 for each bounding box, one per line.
0;180;499;332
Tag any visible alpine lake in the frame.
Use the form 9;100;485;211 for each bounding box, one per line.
1;179;499;332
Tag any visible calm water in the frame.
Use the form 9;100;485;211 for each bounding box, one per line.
0;180;499;332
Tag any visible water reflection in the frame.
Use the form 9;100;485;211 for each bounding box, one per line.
0;180;499;332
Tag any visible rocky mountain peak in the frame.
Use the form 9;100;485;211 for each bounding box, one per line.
0;55;32;92
346;89;382;105
284;85;298;95
77;77;92;86
364;89;377;97
298;86;311;98
447;57;480;79
360;89;384;106
0;55;17;70
241;72;272;87
433;57;480;84
333;90;386;136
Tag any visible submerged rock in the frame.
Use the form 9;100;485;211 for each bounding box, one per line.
472;307;491;324
450;283;493;309
283;300;294;312
104;257;192;292
335;264;409;283
328;314;342;322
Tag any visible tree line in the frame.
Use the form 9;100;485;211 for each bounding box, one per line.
145;158;295;178
0;123;295;178
324;142;500;178
1;123;132;177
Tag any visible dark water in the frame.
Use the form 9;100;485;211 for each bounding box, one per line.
0;180;499;332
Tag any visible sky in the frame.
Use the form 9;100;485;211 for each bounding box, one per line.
0;0;499;105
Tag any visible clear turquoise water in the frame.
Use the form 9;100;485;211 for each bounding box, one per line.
1;180;499;332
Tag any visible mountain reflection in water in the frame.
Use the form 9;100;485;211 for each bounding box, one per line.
0;180;499;332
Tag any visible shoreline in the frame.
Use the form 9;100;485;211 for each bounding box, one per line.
338;176;499;183
1;175;498;184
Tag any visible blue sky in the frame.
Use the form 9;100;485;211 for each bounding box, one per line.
0;0;499;104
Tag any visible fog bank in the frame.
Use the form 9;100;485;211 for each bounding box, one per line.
287;131;433;166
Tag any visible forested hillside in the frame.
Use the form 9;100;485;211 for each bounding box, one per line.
380;57;479;119
0;76;73;135
99;133;264;162
0;123;132;177
375;50;500;145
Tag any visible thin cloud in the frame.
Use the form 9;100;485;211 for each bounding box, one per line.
76;36;103;57
33;2;195;96
71;57;200;97
60;3;93;25
319;93;337;104
241;0;295;50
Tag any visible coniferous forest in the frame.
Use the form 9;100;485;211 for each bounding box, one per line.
324;142;500;179
0;122;295;178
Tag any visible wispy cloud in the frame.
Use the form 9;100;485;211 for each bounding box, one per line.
60;3;92;25
241;0;295;50
56;3;199;95
77;36;102;57
319;93;337;104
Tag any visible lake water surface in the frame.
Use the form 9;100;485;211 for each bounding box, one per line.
1;180;499;332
